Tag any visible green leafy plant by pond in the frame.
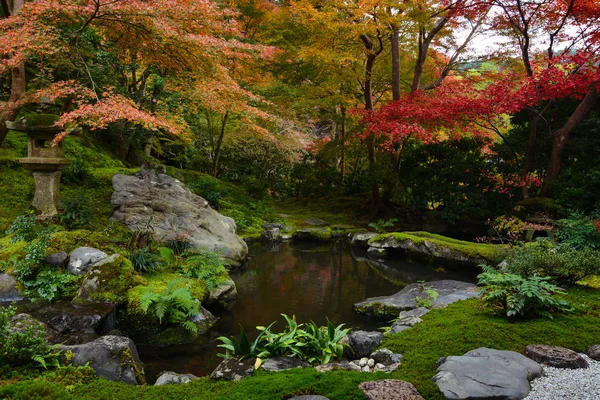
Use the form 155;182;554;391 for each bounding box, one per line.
127;247;160;273
415;283;439;308
218;314;350;365
368;218;398;233
180;250;228;292
138;278;201;334
504;238;600;283
477;265;571;318
0;305;60;369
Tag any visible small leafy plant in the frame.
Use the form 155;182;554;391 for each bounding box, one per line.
477;265;571;319
0;305;60;368
368;218;398;233
5;213;40;243
415;282;439;308
138;279;201;333
163;235;193;255
127;247;160;273
180;250;228;292
217;314;350;365
59;195;94;229
554;211;600;250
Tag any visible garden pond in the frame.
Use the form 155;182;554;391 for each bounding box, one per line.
138;241;478;382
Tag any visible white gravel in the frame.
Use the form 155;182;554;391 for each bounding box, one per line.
524;354;600;400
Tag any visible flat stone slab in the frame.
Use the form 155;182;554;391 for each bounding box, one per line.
525;344;589;369
359;379;424;400
355;280;479;319
211;357;254;381
261;356;309;372
433;347;542;400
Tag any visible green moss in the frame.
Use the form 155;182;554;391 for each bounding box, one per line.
109;346;146;385
292;228;333;242
48;227;130;255
73;255;135;305
369;231;507;263
0;236;28;265
23;113;60;127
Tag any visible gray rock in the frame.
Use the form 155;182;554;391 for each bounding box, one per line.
0;273;23;301
346;330;384;359
261;356;309;372
359;379;424;400
45;302;115;334
74;254;134;305
262;223;284;230
9;313;52;337
289;396;330;400
350;232;378;248
44;251;68;267
366;234;495;265
433;347;542;400
367;358;375;368
60;335;145;385
359;357;369;367
389;323;413;334
260;227;281;242
207;278;237;307
303;218;328;226
362;365;371;372
524;344;589;369
68;247;107;275
315;361;361;372
292;228;332;241
154;371;197;386
397;315;422;327
211;357;254;381
110;168;248;266
399;307;430;319
371;348;402;366
586;345;600;361
354;280;479;319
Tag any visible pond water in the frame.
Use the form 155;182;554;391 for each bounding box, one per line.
138;241;478;382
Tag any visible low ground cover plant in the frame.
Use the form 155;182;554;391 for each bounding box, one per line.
218;314;350;365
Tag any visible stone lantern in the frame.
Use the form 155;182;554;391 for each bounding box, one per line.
6;114;71;216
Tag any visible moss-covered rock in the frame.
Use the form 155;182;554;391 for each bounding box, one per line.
367;231;507;265
292;228;333;242
73;254;135;305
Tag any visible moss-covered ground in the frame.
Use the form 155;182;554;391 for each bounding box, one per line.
1;284;598;399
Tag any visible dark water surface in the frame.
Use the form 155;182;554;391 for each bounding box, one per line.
138;241;477;382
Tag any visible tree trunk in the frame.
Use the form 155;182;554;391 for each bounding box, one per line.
340;106;346;188
390;28;401;102
360;33;383;214
212;110;229;177
0;0;26;147
540;85;598;196
520;111;539;199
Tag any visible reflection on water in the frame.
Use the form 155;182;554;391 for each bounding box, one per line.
139;241;477;381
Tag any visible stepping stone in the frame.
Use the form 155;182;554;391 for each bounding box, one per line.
433;348;542;400
359;379;424;400
525;344;589;369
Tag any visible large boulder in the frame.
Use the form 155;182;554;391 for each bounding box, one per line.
211;357;255;381
359;379;424;400
524;344;589;369
355;280;479;319
73;254;135;305
0;273;23;301
345;330;383;359
433;347;542;400
110;167;248;266
60;335;146;385
68;247;107;275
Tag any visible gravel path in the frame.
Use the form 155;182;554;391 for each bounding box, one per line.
524;354;600;400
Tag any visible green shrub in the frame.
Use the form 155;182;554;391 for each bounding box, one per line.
127;247;160;273
189;180;222;209
23;268;82;303
5;213;40;243
218;314;350;365
554;212;600;250
505;239;600;283
478;265;571;318
180;251;227;291
0;305;60;368
0;380;71;400
62;156;91;184
59;195;94;230
138;278;201;334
